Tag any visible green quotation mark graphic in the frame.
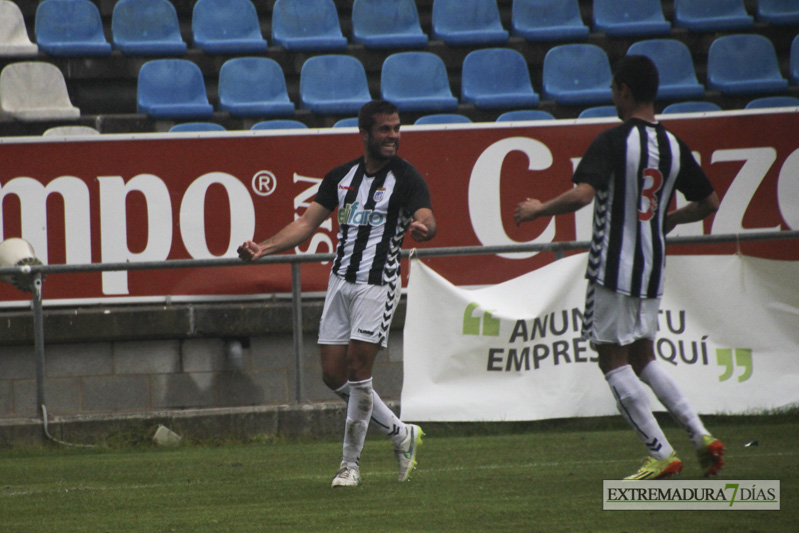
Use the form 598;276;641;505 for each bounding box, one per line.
716;349;753;382
463;303;500;336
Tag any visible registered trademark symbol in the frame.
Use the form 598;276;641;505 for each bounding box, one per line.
252;171;277;196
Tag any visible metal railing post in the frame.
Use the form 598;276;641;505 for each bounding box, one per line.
291;263;304;403
31;273;46;420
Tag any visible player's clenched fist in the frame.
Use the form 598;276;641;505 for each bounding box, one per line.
514;197;544;225
237;240;263;262
408;220;430;242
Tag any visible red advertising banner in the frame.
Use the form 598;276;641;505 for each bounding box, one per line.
1;110;797;305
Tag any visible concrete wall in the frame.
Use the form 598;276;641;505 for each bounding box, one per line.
0;299;408;420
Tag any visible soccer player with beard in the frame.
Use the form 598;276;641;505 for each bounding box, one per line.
238;100;436;487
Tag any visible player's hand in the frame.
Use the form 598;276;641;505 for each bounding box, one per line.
237;240;263;262
408;220;430;242
514;198;543;225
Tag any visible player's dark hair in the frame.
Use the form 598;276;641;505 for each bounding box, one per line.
359;100;399;131
614;55;659;104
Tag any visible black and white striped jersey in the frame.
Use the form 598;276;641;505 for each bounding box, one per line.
314;156;432;286
573;118;714;299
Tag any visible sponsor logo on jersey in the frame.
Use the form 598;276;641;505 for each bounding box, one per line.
338;201;385;226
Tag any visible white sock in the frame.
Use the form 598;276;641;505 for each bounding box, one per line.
639;361;709;449
606;365;673;460
334;383;408;447
342;378;373;468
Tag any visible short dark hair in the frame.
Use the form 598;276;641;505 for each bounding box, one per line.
358;100;399;131
614;55;659;103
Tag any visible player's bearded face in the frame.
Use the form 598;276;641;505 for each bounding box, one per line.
366;113;401;161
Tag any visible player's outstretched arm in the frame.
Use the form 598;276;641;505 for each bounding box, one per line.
409;207;437;242
238;202;332;261
514;183;595;225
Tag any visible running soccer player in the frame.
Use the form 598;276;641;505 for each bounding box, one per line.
238;100;436;487
513;56;725;480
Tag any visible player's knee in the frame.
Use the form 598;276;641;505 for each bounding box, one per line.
322;370;346;390
598;357;614;375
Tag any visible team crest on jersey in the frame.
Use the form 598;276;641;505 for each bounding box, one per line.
374;188;386;202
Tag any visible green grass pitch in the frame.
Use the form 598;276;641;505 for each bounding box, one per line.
1;415;796;532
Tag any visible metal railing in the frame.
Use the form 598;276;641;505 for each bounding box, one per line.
1;230;797;425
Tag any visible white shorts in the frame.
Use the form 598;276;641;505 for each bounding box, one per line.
581;281;660;346
318;272;401;348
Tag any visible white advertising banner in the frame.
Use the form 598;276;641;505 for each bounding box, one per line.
401;254;799;421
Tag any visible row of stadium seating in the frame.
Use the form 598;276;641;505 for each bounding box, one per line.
3;35;796;120
1;0;797;135
5;0;798;57
30;91;799;137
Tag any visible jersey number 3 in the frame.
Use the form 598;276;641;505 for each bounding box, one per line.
639;168;663;222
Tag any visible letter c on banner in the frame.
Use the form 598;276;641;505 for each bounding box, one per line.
180;172;256;258
468;137;555;259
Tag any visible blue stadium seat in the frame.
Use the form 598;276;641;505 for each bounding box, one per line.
252;120;308;130
511;0;588;42
627;40;704;100
112;0;187;56
674;0;754;32
431;0;509;46
299;55;371;114
414;114;472;125
744;96;799;109
496;109;555;121
661;101;722;114
352;0;428;50
578;106;618;119
218;57;295;118
756;0;799;25
380;52;458;113
169;122;226;132
542;44;613;106
271;0;348;52
592;0;671;38
35;0;112;57
333;117;359;128
461;48;540;110
791;35;799;86
707;34;788;96
192;0;268;54
137;59;213;119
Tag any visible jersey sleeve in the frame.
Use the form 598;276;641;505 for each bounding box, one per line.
315;159;360;211
407;173;432;214
397;159;432;214
314;171;339;211
674;139;715;202
573;131;613;190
